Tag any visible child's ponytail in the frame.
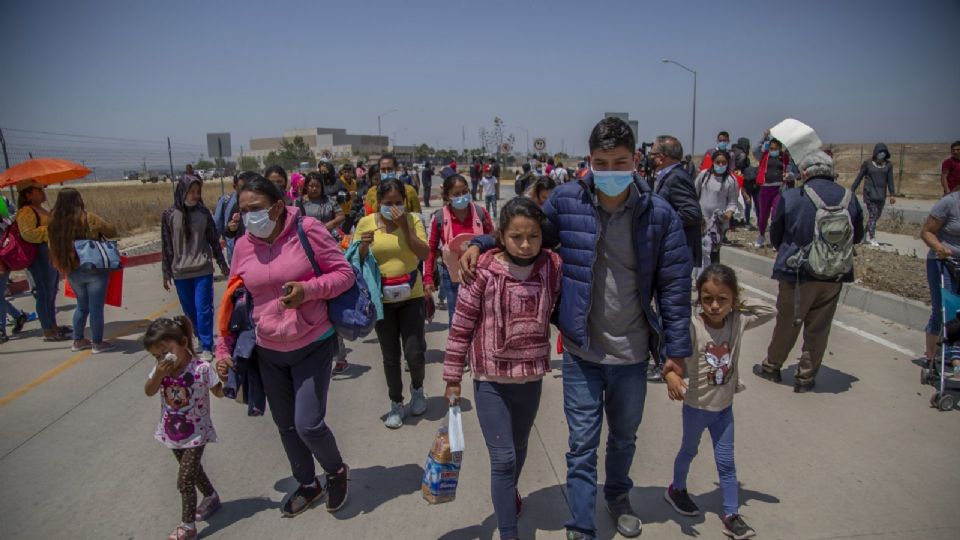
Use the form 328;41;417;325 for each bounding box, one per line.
143;316;197;356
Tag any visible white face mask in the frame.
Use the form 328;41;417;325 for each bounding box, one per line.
243;206;277;238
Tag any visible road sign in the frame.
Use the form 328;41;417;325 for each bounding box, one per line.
533;138;547;152
499;143;512;154
206;133;232;158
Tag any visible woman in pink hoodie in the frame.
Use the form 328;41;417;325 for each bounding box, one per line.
213;175;354;518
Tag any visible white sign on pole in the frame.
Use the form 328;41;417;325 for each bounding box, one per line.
533;138;547;152
500;143;513;154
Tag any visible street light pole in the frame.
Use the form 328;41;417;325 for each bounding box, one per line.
661;59;697;156
378;108;399;137
516;126;530;155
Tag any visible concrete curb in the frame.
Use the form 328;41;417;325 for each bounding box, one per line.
5;251;163;296
722;246;929;332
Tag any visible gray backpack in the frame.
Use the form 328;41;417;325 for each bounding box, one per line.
798;185;854;280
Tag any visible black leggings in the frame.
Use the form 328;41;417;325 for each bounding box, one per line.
172;446;215;523
374;297;426;403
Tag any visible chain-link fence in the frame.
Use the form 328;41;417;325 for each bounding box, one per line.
827;142;949;200
0;127;207;184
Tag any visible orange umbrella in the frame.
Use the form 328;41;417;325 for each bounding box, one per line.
0;158;92;188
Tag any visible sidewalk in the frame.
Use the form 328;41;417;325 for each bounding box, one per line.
0;260;958;538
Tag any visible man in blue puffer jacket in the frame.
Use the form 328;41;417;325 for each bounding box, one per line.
460;117;693;540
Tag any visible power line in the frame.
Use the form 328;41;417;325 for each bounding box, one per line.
0;127;204;148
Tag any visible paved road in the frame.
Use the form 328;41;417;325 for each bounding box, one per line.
0;258;958;539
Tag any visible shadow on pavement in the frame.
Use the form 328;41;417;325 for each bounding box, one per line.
332;463;426;520
611;483;779;539
437;484;569;540
403;396;474;426
425;348;444;365
778;363;859;394
102;319;153;338
199;496;279;537
332;363;372;381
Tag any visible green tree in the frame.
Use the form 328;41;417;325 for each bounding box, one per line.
415;143;434;160
238;155;260;170
263;151;284;169
278;136;316;169
195;159;215;170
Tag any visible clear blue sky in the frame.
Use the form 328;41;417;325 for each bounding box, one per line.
2;0;957;157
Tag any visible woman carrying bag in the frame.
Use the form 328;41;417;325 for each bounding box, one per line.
16;181;70;341
48;188;118;353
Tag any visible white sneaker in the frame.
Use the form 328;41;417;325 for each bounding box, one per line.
869;239;880;247
199;350;214;362
409;387;427;416
754;235;764;249
384;401;406;429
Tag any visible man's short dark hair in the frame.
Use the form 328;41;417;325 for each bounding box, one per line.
952;140;960;149
379;154;398;168
656;135;684;160
718;131;730;139
589;117;636;154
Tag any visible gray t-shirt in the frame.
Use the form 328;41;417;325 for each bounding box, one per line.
929;192;960;259
563;185;650;365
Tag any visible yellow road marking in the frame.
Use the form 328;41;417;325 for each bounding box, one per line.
0;300;179;407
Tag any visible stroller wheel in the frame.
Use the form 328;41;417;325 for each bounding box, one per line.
938;393;955;412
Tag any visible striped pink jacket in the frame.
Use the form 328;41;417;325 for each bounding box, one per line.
442;249;562;383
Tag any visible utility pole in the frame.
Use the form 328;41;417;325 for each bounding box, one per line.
0;128;15;206
167;137;175;183
218;139;225;198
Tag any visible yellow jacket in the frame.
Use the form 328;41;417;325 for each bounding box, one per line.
16;206;48;244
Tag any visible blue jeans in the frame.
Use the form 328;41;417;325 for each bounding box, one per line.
439;265;459;326
673;404;738;517
26;244;60;331
562;353;648;536
173;274;214;351
485;195;498;219
0;273;23;336
67;270;109;343
475;379;543;540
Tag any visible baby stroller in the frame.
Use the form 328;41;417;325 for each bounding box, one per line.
921;258;960;411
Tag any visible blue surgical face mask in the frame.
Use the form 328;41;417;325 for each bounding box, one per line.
717;141;729;151
769;150;780;158
713;164;727;175
451;194;471;209
762;141;771;152
591;169;634;196
380;172;397;181
380;204;402;220
876;151;886;160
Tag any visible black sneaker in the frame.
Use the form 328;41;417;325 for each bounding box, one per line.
606;493;642;538
664;485;700;516
325;463;349;512
794;380;816;393
281;477;324;517
722;514;756;539
12;313;27;334
752;363;782;383
565;531;596;540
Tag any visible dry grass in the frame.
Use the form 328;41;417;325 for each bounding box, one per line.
46;181;227;237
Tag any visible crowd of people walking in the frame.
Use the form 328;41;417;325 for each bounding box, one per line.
4;119;959;540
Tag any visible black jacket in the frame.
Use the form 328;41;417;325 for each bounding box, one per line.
655;164;703;266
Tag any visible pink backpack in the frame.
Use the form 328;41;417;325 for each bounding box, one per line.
0;214;39;271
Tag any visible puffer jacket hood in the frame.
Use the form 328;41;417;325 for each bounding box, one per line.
873;143;889;161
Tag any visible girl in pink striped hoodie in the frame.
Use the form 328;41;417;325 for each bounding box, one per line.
443;197;562;540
